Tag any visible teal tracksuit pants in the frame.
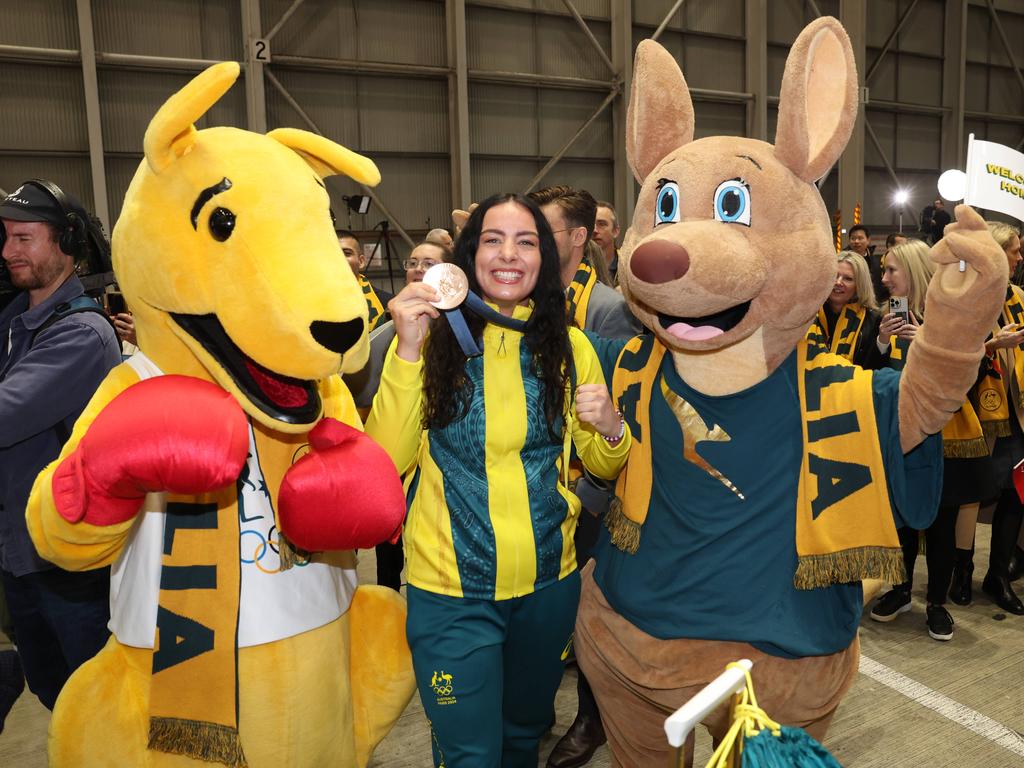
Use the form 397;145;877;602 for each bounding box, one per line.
406;571;581;768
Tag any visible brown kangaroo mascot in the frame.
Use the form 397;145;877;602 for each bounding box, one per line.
574;17;1007;766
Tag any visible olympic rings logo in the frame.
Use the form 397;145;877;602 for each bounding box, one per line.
240;526;311;573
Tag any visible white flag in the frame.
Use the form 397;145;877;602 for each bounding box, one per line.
964;136;1024;221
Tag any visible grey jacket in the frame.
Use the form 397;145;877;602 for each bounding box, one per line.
0;276;121;575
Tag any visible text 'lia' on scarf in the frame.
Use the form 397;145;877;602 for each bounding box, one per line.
358;273;386;331
808;303;867;362
565;258;597;330
606;335;904;589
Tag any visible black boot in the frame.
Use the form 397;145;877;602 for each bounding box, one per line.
981;573;1024;614
1008;546;1024;582
547;674;606;768
949;549;974;606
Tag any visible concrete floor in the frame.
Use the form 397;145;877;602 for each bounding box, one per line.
3;526;1023;767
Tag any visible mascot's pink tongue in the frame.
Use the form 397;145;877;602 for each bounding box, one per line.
244;358;309;408
665;322;724;341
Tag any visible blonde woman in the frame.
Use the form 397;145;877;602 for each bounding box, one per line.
870;238;960;638
875;239;934;365
810;251;885;368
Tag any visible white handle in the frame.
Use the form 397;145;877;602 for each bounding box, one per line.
663;659;753;748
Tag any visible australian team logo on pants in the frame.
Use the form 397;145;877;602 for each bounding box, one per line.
430;670;456;705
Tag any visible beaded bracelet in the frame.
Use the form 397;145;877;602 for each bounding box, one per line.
603;410;625;444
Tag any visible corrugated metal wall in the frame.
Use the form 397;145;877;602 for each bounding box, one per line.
2;0;1023;239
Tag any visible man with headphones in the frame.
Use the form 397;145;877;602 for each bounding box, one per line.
0;180;120;716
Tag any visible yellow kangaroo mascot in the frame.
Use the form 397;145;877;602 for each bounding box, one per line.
26;62;414;768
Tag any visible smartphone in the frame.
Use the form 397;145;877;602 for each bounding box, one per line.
888;296;909;325
106;291;127;316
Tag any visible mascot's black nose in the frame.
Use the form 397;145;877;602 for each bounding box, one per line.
630;240;690;284
310;318;365;354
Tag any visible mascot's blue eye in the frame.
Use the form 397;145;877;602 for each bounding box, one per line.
655;182;681;226
209;207;236;241
713;180;751;226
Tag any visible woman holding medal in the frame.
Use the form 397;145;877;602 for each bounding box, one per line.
366;193;630;767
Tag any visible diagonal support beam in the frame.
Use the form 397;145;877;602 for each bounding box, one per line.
865;0;921;84
265;0;307;43
986;0;1024;101
652;0;686;42
560;0;616;76
264;69;415;248
864;117;912;220
523;86;620;194
806;0;824;19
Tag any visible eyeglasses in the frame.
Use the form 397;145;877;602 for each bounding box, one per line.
402;259;439;271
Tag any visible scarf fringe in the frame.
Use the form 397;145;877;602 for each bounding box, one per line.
981;419;1011;441
149;716;248;768
794;546;906;591
943;435;991;459
605;498;640;554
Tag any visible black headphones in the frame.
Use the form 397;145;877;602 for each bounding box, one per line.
0;179;88;258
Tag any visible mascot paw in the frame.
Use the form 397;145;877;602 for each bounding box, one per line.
278;418;406;551
53;376;249;525
930;204;1009;306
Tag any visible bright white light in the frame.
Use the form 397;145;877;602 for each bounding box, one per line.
894;190;909;205
937;169;967;202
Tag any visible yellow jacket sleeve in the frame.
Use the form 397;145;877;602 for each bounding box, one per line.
568;327;631;480
364;339;425;476
26;363;142;571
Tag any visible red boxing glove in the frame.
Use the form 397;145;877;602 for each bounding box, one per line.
53;375;250;526
278;418;406;551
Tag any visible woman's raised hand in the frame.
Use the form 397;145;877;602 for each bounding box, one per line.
575;384;622;439
389;283;440;362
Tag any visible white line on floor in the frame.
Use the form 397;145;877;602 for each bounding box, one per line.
860;654;1024;758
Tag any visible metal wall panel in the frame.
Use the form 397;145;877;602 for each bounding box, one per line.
261;0;356;58
895;0;944;57
963;62;989;112
536;15;610;80
866;0;899;48
866;50;897;101
468;6;535;72
987;7;1023;69
766;0;824;45
767;45;787;95
104;155;143;227
356;0;447;66
0;0;78;49
92;0;241;59
0;63;88;151
692;102;746;139
471;157;541;197
537;89;612;158
988;68;1024;115
964;4;990;63
471;0;534;13
537;0;609;19
644;31;745;93
469;83;538;155
547;158;613;200
266;69;360;148
895;114;941;170
99;69;246;154
359;78;449;153
685;0;745;36
0;156;94;211
865;110;896;170
896;54;942;106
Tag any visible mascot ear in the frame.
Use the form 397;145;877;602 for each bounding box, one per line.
626;40;694;184
144;61;240;174
774;17;858;183
267;128;381;186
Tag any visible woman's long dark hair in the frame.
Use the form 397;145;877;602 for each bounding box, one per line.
423;193;573;441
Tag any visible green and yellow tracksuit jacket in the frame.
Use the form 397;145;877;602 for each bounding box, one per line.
366;304;630;601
